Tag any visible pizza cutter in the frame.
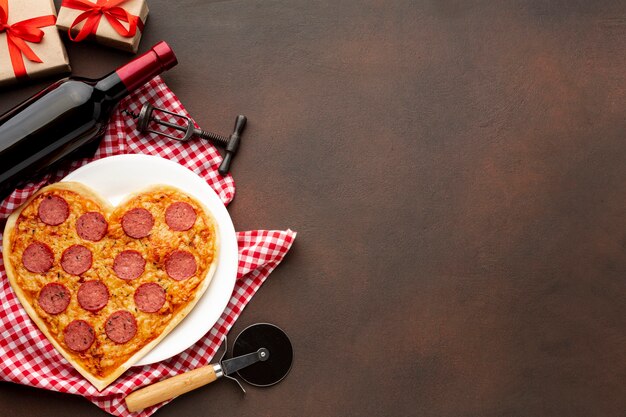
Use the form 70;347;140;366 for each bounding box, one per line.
125;323;293;412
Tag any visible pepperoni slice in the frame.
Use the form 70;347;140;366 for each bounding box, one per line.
165;202;197;231
64;320;95;352
76;212;108;242
134;283;166;313
165;250;197;281
77;280;109;312
38;195;69;226
22;241;54;273
105;310;137;344
121;208;154;238
61;245;92;275
38;283;70;315
113;250;145;280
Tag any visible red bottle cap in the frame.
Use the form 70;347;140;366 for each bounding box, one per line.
116;41;178;92
152;41;178;70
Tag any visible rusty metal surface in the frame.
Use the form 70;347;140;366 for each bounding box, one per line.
1;1;625;416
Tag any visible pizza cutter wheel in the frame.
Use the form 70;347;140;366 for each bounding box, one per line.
125;323;293;412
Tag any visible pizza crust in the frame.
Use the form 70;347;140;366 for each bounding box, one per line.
3;182;219;391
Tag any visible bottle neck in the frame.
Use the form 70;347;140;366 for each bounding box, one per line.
94;41;178;103
94;71;128;103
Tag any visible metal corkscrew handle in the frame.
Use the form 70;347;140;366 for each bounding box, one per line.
216;115;247;176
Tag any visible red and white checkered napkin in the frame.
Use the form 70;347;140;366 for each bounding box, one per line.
0;76;296;416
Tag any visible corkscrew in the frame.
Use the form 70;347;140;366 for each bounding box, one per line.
123;103;247;175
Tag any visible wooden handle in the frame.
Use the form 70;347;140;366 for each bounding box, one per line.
125;364;220;412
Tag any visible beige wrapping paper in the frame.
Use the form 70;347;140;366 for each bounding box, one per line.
56;0;149;53
0;0;71;87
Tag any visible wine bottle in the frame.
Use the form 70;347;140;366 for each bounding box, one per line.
0;41;177;201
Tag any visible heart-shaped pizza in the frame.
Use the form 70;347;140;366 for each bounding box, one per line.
2;182;219;391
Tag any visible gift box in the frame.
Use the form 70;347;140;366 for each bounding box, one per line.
57;0;149;53
0;0;70;87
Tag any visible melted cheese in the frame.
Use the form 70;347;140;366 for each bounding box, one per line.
9;188;216;378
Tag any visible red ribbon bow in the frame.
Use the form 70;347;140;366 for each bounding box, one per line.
0;0;56;79
62;0;144;42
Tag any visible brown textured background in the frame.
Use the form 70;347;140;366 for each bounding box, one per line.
1;0;625;416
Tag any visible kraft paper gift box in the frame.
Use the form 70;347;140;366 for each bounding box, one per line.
0;0;71;87
56;0;149;53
